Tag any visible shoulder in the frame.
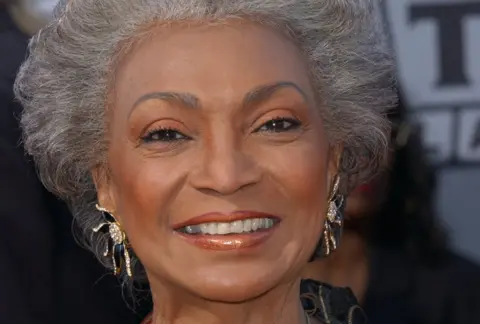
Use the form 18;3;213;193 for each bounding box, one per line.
301;279;369;324
413;251;480;323
417;251;480;294
443;251;480;277
429;251;480;298
366;248;480;324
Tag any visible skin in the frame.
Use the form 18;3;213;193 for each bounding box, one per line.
94;21;339;324
303;155;392;303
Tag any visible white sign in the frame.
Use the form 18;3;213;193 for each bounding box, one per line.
458;107;480;161
383;0;480;165
415;110;454;162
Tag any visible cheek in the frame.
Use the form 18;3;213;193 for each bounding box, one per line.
282;152;328;205
106;145;190;243
254;129;331;256
257;132;331;264
263;135;330;211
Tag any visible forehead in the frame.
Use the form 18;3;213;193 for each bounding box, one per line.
113;22;314;111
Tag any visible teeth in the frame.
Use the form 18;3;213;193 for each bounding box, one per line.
207;223;217;235
266;219;273;228
251;218;260;231
243;219;252;232
180;218;276;235
231;220;244;233
217;222;230;235
200;223;209;234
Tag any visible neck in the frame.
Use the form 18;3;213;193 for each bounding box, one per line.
302;230;369;302
149;277;309;324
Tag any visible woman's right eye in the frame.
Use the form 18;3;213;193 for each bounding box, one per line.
141;128;190;143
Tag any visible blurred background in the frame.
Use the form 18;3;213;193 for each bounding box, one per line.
0;0;479;323
382;0;480;262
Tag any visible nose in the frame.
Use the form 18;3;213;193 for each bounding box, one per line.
189;137;261;196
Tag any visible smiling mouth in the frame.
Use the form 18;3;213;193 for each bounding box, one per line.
173;212;281;250
176;217;278;235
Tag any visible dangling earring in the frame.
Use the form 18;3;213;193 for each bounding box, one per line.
322;175;344;256
93;204;132;277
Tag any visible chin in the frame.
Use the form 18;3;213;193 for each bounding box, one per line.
189;279;276;303
179;265;286;303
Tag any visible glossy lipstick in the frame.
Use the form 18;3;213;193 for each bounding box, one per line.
172;211;280;251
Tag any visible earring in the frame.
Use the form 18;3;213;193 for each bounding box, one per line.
322;175;344;256
93;204;132;277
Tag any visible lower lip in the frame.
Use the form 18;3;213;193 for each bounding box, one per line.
175;227;277;251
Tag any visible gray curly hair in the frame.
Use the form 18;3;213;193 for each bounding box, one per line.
15;0;396;274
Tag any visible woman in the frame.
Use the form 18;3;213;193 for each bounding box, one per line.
304;96;480;324
15;0;396;323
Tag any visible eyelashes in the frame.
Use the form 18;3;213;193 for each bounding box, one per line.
253;117;301;133
140;127;191;144
140;117;302;145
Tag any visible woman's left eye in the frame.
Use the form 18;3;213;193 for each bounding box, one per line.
254;117;301;133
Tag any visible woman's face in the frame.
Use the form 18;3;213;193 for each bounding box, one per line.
96;22;338;302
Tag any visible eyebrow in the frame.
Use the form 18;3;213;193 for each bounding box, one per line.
132;91;200;111
243;81;309;109
130;81;309;114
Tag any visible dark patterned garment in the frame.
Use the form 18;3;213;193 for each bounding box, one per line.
142;279;369;324
301;279;369;324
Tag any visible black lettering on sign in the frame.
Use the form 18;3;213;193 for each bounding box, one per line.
456;107;480;163
471;118;480;150
410;3;480;87
417;119;442;162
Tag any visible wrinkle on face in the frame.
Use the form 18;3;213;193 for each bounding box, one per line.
94;21;338;306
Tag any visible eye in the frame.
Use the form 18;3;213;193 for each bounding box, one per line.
254;117;301;133
141;127;190;143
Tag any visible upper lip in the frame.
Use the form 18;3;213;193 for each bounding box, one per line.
172;211;279;230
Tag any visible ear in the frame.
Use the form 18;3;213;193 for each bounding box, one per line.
91;165;117;214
